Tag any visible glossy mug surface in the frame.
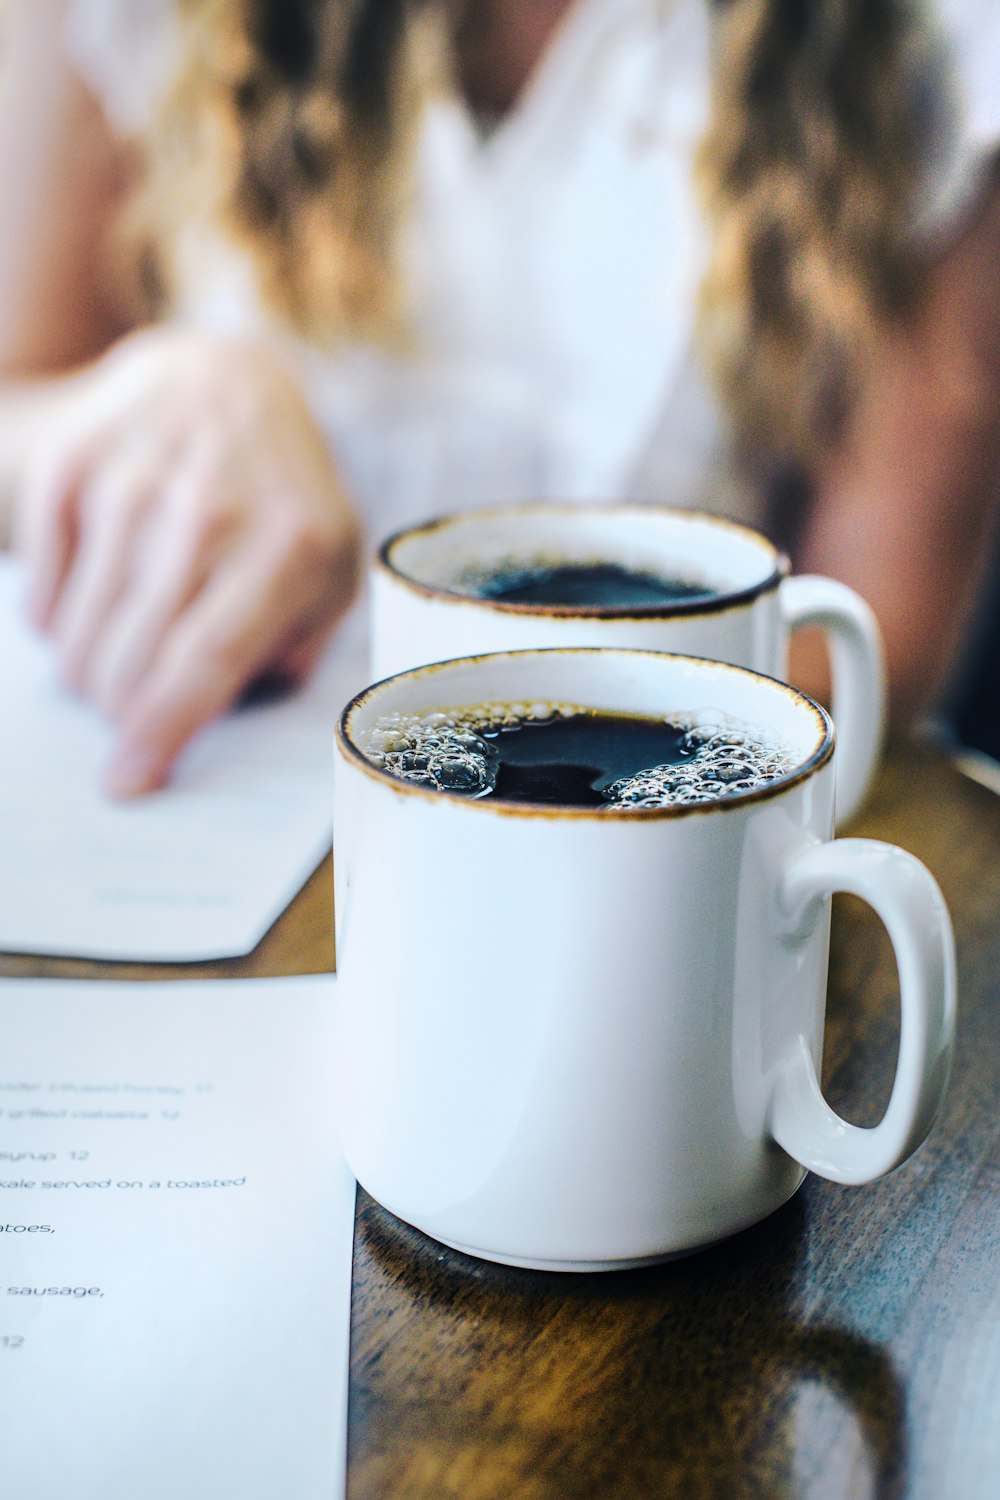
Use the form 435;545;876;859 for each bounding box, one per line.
372;503;886;823
333;649;955;1272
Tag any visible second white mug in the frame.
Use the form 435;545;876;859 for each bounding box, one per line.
372;503;886;823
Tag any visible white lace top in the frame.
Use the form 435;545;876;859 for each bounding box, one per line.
64;0;1000;551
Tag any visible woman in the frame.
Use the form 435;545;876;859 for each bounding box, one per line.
1;0;999;793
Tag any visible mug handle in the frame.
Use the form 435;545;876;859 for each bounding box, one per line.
779;575;886;825
769;838;956;1185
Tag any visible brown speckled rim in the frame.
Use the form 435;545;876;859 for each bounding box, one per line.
375;503;789;621
336;647;834;821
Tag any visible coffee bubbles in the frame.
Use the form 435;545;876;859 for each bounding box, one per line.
605;726;795;807
364;713;493;796
360;705;797;809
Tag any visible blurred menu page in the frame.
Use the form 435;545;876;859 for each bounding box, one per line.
0;558;368;958
0;974;355;1500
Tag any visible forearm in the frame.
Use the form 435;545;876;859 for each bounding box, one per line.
0;0;138;547
792;178;1000;723
796;378;1000;723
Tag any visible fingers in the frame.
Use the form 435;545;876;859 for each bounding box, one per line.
49;457;159;689
14;447;88;629
83;462;238;714
105;530;338;796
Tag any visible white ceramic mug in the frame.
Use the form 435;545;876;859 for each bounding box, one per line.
372;503;886;823
333;649;955;1272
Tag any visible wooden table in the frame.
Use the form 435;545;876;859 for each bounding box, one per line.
4;737;998;1499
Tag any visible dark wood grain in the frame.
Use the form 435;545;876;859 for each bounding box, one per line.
3;737;998;1500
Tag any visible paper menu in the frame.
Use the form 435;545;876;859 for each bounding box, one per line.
0;975;356;1500
0;556;368;960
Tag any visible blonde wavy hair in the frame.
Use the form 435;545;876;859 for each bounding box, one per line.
698;0;944;463
134;0;438;344
132;0;947;464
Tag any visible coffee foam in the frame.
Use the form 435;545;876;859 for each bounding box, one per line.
604;726;794;806
361;702;574;797
360;705;797;807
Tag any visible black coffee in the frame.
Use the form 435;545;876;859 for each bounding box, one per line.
460;560;718;608
362;705;796;808
485;711;692;805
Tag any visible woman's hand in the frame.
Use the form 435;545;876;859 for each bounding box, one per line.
13;326;363;795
